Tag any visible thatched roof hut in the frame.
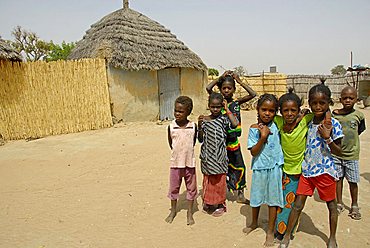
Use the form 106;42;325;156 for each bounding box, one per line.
0;38;22;61
69;2;208;122
68;3;207;71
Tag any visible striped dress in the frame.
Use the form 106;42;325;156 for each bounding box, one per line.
199;115;230;175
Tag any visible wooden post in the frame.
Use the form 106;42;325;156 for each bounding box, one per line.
123;0;129;9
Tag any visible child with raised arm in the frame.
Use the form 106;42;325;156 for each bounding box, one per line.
165;96;197;225
198;92;239;217
280;83;343;248
274;88;313;241
206;71;256;203
243;94;284;247
332;86;366;220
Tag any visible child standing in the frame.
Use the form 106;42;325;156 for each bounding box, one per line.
206;71;256;203
274;88;313;241
165;96;197;225
243;94;284;247
198;92;239;217
280;83;343;248
332;86;366;220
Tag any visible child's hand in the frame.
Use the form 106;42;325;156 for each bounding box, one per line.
258;123;271;139
318;110;332;139
300;108;310;115
322;110;332;129
223;99;229;110
198;115;204;127
231;72;240;80
318;123;332;140
222;70;232;77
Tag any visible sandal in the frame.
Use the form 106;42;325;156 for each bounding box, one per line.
337;203;345;215
212;207;226;217
348;206;361;220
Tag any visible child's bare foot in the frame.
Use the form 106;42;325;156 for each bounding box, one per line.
242;223;258;234
165;210;176;223
236;191;250;204
187;211;195;225
264;231;275;247
327;237;337;248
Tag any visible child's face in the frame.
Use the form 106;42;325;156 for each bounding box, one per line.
340;89;357;110
309;92;330;118
220;81;235;100
258;100;276;124
174;103;189;122
281;100;299;124
209;99;223;117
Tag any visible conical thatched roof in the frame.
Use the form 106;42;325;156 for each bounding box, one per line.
68;7;207;71
0;38;22;61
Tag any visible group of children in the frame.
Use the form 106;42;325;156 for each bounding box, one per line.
165;71;366;248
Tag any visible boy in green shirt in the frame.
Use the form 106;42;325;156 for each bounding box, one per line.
332;86;366;220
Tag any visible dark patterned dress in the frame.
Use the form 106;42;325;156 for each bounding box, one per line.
221;101;247;191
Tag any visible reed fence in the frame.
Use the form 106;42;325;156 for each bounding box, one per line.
0;59;112;140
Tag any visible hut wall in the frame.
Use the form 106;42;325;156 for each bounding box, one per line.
107;66;159;122
180;68;208;116
0;59;112;140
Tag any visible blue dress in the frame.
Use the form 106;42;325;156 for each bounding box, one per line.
247;122;284;208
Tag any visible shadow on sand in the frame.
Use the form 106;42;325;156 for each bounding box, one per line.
175;190;200;213
240;203;328;244
360;172;370;184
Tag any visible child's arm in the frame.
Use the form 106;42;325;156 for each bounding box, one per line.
197;115;204;143
167;126;173;149
250;124;270;157
194;123;198;146
318;113;342;156
224;99;239;128
318;124;342;156
206;70;232;94
359;118;366;135
282;108;311;133
233;72;256;105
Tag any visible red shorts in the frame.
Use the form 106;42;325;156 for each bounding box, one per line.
296;174;336;202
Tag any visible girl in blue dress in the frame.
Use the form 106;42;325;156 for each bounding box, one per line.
243;94;284;247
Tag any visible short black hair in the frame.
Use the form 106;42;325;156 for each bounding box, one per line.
308;82;333;105
257;93;278;112
175;96;193;113
279;88;302;113
217;75;236;89
208;92;223;105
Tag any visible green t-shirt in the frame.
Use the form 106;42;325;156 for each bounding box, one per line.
274;113;314;175
332;109;365;160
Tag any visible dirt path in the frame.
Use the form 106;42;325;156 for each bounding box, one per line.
1;109;370;248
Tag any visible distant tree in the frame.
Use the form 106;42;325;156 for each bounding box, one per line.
208;68;219;76
331;65;346;75
233;66;248;77
45;41;76;61
10;26;52;61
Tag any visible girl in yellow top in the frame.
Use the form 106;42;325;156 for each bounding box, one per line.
273;88;313;241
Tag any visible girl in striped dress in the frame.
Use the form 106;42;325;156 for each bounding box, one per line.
198;93;239;217
206;70;256;203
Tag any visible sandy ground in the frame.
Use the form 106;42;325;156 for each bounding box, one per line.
1;107;370;248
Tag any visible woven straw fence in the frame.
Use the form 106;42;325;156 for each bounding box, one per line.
0;59;112;140
208;73;287;109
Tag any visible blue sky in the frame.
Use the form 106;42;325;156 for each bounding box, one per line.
0;0;369;74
